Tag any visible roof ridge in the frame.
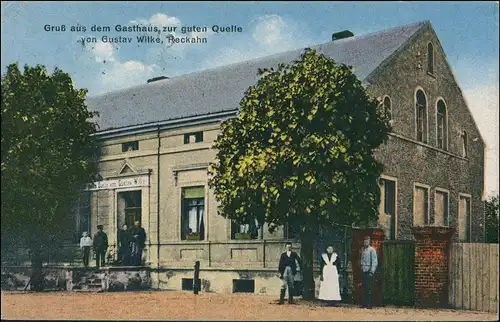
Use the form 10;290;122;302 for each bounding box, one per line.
349;20;428;42
160;20;429;80
86;20;429;100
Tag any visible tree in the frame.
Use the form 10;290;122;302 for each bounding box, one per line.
485;195;499;243
1;63;99;291
208;49;391;300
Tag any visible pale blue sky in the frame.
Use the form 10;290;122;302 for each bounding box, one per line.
1;1;498;93
1;1;499;195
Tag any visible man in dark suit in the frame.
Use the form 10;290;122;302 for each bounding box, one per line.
131;221;147;266
278;242;302;304
93;225;108;269
118;224;133;266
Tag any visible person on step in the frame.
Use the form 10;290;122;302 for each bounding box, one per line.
278;242;302;305
118;224;133;266
79;231;92;268
93;225;108;269
131;221;146;266
318;245;342;306
360;236;378;309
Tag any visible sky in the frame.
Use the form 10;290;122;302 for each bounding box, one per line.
1;1;499;196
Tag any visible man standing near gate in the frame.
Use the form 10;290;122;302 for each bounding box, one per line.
360;236;378;309
278;242;302;305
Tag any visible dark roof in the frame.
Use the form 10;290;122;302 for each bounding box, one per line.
86;21;428;132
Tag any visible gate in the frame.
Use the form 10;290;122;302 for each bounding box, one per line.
382;241;415;306
315;225;352;301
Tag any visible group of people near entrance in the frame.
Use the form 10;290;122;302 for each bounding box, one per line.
278;236;377;308
79;221;147;268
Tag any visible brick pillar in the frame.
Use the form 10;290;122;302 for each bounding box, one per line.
412;226;453;308
351;228;385;306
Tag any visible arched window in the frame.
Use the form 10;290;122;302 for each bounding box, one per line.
415;89;427;143
461;130;468;157
427;43;434;74
383;96;392;120
436;100;448;150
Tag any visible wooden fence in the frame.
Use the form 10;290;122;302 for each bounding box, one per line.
449;243;499;313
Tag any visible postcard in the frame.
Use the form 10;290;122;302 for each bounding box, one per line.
1;1;498;321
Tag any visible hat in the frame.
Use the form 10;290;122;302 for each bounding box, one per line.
97;225;103;229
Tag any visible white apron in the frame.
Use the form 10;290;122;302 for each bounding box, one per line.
318;253;341;301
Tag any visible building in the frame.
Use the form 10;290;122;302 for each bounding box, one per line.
81;20;485;294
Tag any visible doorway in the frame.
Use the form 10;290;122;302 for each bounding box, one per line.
117;190;142;232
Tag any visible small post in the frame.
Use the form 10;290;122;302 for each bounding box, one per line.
193;261;200;295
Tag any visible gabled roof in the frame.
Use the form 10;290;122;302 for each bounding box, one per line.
86;21;428;132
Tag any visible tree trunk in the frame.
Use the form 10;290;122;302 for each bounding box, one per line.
300;226;315;300
30;246;44;292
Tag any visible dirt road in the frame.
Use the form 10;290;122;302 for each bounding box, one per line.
1;291;498;321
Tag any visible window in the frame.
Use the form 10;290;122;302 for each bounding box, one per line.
232;279;255;293
122;141;139;152
415;89;427;143
117;190;142;229
285;218;301;240
434;189;449;226
181;187;205;240
461;130;468;157
75;191;91;241
427;43;434;74
231;218;260;239
383;96;392;120
413;184;429;226
458;195;471;242
184;132;203;144
380;178;397;240
436;100;448;150
181;278;201;291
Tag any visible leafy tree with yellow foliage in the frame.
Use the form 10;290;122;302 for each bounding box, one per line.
208;49;391;300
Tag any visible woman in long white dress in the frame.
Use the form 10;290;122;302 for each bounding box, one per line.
318;245;342;305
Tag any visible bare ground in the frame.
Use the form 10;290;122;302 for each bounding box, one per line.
1;291;498;321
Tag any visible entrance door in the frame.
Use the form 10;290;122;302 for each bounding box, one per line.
117;190;142;249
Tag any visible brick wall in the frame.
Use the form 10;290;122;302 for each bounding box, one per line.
412;226;453;308
367;22;485;243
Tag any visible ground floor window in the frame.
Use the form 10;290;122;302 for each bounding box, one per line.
458;194;471;242
380;178;397;240
231;218;260;239
284;218;301;240
75;191;91;242
434;189;449;226
283;219;302;239
413;184;429;226
181;186;205;240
